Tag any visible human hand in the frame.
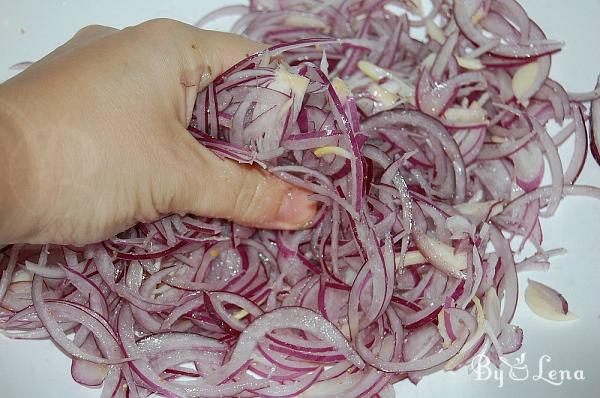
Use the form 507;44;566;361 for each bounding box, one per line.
0;19;316;245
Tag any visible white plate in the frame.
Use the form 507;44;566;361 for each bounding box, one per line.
1;1;599;397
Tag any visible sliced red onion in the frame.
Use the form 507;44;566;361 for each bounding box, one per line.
454;0;563;59
71;336;110;387
2;1;599;397
0;245;20;302
9;61;33;70
207;306;364;385
591;75;600;165
256;367;323;398
511;142;544;192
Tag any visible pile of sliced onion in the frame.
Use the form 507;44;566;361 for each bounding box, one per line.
2;0;600;397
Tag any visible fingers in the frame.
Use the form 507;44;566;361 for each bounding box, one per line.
127;19;267;125
133;19;266;90
162;130;316;230
179;30;264;123
63;25;118;53
202;160;316;230
148;24;312;229
168;22;268;124
177;27;267;92
128;21;313;229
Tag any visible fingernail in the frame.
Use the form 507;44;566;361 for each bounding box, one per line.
275;187;316;229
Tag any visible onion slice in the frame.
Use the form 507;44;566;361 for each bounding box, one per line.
524;279;578;321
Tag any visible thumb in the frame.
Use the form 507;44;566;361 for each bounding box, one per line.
164;131;317;230
153;23;315;228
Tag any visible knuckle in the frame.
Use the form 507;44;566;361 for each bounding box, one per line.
75;24;103;35
135;18;181;36
232;173;264;222
73;24;114;40
125;19;187;59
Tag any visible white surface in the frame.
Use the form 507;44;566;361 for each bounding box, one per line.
0;1;599;397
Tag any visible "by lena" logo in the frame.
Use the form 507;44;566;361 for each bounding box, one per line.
468;353;586;388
